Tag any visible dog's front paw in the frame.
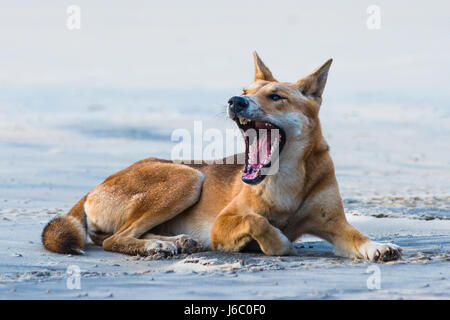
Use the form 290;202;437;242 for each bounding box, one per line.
145;240;178;256
266;229;297;256
359;241;402;262
173;234;203;254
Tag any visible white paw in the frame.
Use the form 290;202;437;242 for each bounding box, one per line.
359;241;402;262
275;228;297;256
145;240;177;256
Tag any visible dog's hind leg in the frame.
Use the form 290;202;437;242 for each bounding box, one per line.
98;164;204;256
141;233;202;254
88;230;112;246
102;203;202;256
102;219;179;256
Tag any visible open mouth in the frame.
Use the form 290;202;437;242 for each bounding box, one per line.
235;118;286;185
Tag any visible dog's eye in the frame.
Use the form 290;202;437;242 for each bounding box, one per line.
268;94;282;101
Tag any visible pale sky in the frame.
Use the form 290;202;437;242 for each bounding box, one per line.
0;0;448;101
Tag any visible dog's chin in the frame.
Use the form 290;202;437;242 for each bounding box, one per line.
242;173;266;185
233;117;286;185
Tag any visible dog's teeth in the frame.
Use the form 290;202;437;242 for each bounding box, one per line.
239;118;250;125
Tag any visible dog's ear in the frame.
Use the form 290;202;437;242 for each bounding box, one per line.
297;59;332;98
253;51;276;82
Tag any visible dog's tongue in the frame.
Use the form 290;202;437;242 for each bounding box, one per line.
249;128;271;169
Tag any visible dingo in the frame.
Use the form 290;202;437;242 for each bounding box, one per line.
42;52;401;261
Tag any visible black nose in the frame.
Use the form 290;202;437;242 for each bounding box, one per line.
228;96;249;113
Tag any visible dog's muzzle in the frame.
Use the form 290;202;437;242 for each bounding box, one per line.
228;96;249;119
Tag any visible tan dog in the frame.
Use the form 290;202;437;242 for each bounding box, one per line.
42;52;402;262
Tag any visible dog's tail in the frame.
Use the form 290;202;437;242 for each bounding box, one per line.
42;195;88;254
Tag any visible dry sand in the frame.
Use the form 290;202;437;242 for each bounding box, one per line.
0;206;448;299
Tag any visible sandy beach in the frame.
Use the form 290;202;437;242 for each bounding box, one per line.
0;1;449;300
0;88;448;299
0;209;448;299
